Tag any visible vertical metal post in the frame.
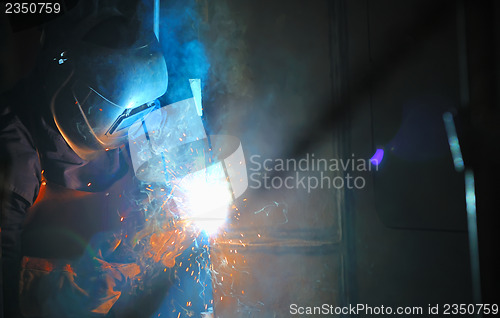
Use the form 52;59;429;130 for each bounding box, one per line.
443;111;482;309
456;0;482;307
464;170;482;306
154;0;160;40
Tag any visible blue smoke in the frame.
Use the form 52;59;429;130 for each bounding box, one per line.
158;0;211;105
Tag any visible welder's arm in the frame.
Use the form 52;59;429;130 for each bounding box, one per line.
0;106;41;318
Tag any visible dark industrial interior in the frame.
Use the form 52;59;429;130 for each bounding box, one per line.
1;0;499;317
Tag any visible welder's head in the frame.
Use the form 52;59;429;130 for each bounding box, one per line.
39;0;168;160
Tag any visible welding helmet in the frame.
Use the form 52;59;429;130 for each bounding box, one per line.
44;8;168;160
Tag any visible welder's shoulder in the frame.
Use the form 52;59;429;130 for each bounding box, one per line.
0;103;41;205
0;102;37;154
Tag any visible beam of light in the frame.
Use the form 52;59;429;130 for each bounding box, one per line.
174;163;233;235
370;148;384;166
442;112;464;172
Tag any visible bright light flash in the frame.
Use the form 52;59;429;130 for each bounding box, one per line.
175;162;232;235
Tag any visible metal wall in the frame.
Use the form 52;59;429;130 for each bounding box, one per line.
201;1;348;316
201;0;494;316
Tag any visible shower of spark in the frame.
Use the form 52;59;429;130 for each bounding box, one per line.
124;91;248;317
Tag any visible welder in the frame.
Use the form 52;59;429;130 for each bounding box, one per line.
0;0;171;316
